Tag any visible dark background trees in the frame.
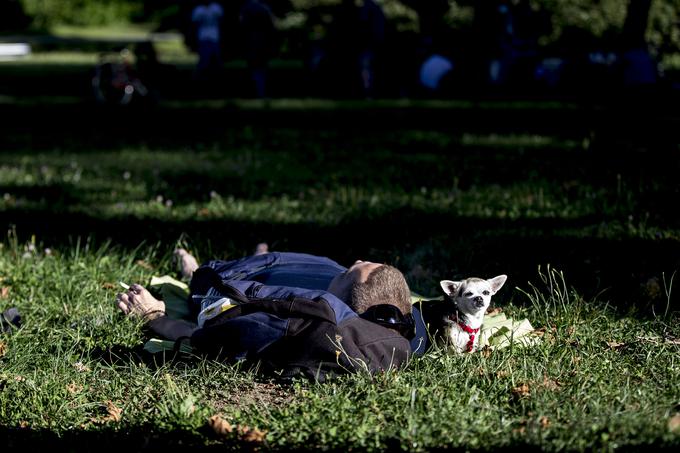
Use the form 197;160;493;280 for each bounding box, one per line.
3;1;678;57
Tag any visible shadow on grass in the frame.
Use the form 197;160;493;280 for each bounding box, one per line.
0;101;669;145
3;425;677;452
1;425;252;452
83;343;190;369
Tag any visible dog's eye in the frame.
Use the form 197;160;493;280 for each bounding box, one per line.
464;291;473;297
482;290;490;296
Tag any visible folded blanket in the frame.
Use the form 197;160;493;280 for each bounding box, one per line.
478;310;540;349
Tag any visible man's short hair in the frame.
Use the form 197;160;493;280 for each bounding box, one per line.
349;265;412;316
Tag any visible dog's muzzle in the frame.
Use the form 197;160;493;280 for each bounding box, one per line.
473;296;485;307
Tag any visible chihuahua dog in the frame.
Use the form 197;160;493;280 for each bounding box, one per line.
419;275;507;353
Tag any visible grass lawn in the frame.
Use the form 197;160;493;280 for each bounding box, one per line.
0;57;679;449
0;240;678;450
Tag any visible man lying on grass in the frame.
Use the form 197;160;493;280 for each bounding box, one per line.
115;246;423;379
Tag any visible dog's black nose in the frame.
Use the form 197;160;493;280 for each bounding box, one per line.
474;296;484;306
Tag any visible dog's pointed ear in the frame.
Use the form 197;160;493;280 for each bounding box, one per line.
487;275;507;294
440;280;461;297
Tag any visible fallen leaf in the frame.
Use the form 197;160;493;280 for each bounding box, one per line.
66;383;83;395
481;347;493;358
90;401;122;425
241;427;267;443
532;327;546;337
19;421;29;429
101;282;116;290
0;287;9;299
102;400;122;423
606;341;625;350
539;416;551;428
668;414;680;433
136;260;153;270
197;208;210;217
541;376;561;391
486;307;503;316
512;383;531;398
237;425;267;443
209;415;233;437
566;326;575;336
495;370;510;378
0;341;7;358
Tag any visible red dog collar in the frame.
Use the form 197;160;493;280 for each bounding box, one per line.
456;320;480;353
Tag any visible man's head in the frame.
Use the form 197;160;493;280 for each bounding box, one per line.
327;260;412;316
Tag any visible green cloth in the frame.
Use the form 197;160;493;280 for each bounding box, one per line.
144;275;192;354
478;311;540;349
149;275;191;320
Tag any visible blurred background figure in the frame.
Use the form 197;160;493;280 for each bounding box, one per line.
321;0;385;98
356;0;386;98
310;0;356;98
135;41;177;102
620;0;658;91
91;48;149;106
239;0;277;98
191;0;224;83
419;53;453;95
467;0;545;94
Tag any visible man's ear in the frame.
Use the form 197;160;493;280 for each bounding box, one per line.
440;280;462;297
487;275;507;294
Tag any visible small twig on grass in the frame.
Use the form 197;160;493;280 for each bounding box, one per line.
662;270;676;318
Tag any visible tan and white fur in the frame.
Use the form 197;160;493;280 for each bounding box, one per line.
420;275;507;353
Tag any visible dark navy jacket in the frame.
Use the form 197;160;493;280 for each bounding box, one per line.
187;252;427;379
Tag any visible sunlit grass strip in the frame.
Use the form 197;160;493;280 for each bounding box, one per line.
0;51;99;65
0;150;662;238
163;97;580;111
1;185;611;222
50;24;157;40
0;151;627;223
460;133;581;149
4;193;677;243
